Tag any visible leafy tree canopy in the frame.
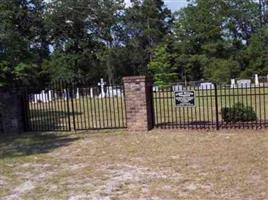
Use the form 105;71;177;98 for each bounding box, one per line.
1;0;268;86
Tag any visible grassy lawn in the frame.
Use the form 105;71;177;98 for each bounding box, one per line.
1;130;268;200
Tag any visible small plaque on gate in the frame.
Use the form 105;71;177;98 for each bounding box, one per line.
175;91;195;107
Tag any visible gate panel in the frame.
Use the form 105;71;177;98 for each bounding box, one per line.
23;81;72;132
71;83;127;130
23;81;127;132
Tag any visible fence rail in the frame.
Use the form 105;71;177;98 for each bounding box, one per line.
0;114;3;133
153;83;268;129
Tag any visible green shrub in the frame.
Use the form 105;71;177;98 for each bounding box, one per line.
221;103;257;123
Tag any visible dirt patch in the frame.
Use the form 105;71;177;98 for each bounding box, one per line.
0;176;9;186
3;181;35;200
0;130;267;200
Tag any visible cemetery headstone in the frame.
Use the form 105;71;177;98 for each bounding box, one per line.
199;82;215;90
172;85;183;92
237;79;251;88
153;86;159;92
106;86;122;97
33;90;53;103
90;88;94;98
98;78;106;98
115;88;122;97
255;74;259;86
231;79;236;88
76;88;80;99
63;89;68;100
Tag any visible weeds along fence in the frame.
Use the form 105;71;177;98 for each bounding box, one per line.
22;80;127;132
153;83;268;129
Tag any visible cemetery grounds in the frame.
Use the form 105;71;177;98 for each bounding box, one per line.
0;129;268;200
26;86;268;130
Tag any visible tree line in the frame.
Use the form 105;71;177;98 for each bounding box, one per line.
1;0;268;87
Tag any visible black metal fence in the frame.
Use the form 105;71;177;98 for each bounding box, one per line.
22;80;268;132
22;81;127;132
153;83;268;129
0;113;3;133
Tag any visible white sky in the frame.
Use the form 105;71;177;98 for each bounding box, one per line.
164;0;188;11
125;0;188;11
45;0;188;12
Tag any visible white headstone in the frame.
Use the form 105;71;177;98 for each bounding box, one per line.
153;86;159;92
33;90;53;103
106;86;113;97
255;74;259;86
199;82;215;90
172;85;183;92
63;89;68;100
34;91;40;103
106;86;122;97
47;90;53;102
43;91;48;102
33;94;39;103
231;79;236;88
115;88;122;97
76;88;80;99
90;88;94;98
53;91;57;100
237;79;251;88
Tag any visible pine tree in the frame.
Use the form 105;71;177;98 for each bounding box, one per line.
124;0;172;75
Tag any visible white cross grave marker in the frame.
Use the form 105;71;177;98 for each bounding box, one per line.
98;78;106;98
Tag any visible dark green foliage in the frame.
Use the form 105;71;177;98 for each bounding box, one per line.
123;0;172;75
149;0;268;84
242;27;268;76
204;59;241;83
0;0;49;86
221;103;257;122
1;0;268;86
148;43;178;86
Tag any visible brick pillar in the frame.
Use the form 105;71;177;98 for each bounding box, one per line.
0;89;23;134
123;76;154;132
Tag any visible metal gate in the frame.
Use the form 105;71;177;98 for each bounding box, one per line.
153;83;268;129
23;81;127;132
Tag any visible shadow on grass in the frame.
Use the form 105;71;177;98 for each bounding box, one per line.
0;132;79;159
27;109;82;131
